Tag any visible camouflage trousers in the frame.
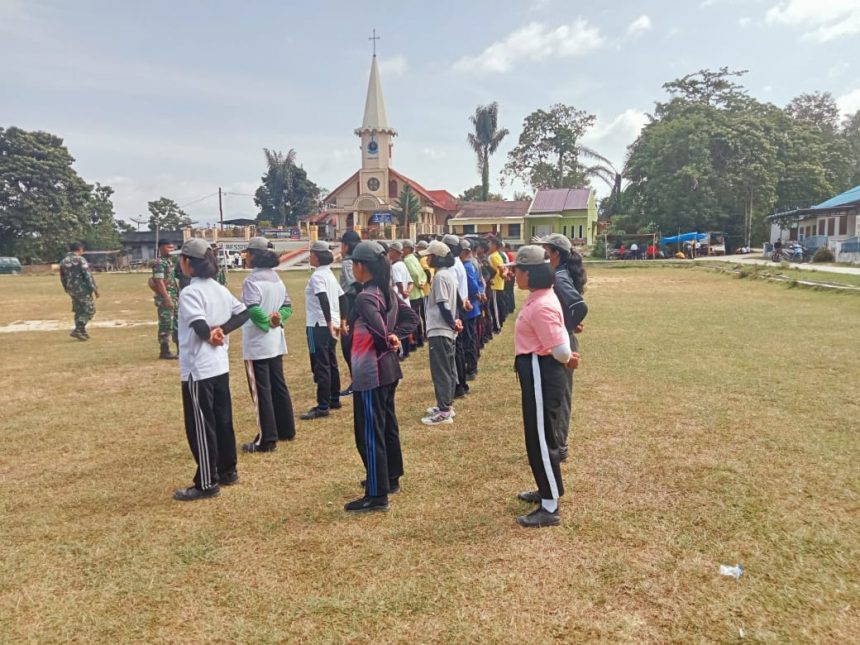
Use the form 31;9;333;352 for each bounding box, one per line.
157;304;178;344
72;296;95;329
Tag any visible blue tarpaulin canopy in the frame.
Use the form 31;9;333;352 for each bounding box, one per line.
660;232;707;245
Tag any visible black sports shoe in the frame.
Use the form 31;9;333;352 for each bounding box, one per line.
359;478;400;494
329;400;343;410
173;485;220;501
559;446;569;462
219;471;239;486
339;386;354;397
300;407;330;420
344;496;389;513
517;490;541;504
70;329;87;341
454;387;468;399
516;506;560;528
242;442;276;453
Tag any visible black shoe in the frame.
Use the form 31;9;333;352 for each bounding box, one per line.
339;386;354;397
329;400;343;410
70;329;87;341
300;407;329;420
454;387;468;399
516;505;560;528
560;447;569;462
517;490;541;504
465;372;477;382
359;478;401;494
219;471;239;486
344;495;389;513
173;485;220;501
242;442;276;453
278;434;296;442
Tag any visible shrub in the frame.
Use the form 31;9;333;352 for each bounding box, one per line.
812;246;835;263
591;238;606;258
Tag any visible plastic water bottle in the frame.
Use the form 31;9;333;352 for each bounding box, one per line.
719;564;743;579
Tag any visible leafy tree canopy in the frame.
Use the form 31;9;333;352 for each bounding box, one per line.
459;185;503;202
254;148;320;226
147;197;192;232
393;184;421;225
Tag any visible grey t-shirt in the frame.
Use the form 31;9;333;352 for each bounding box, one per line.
425;267;457;340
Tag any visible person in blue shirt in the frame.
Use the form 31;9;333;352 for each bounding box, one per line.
459;241;484;381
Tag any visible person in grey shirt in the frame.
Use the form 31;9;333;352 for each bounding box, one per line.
338;230;362;396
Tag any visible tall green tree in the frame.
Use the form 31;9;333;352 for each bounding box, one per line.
254;148;320;226
147;197;192;231
0;127;93;262
80;183;127;250
502;104;612;190
393;184;421;225
467;103;509;201
842;110;860;186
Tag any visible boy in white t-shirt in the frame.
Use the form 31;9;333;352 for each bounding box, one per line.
175;238;249;501
301;240;345;420
240;237;296;453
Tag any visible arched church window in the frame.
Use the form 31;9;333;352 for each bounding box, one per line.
389;179;398;198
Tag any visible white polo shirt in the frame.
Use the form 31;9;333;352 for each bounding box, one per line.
452;257;468;301
391;260;412;303
305;265;343;327
178;277;245;382
241;268;289;361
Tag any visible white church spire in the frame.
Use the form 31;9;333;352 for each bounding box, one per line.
356;53;397;136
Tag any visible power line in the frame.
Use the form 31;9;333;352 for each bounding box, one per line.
179;192;219;208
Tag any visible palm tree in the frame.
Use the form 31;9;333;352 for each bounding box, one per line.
467;103;509;201
584;157;623;217
262;148;296;225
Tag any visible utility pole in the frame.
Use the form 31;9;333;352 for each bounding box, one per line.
219;187;224;231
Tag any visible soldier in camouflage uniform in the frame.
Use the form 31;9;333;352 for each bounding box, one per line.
213;243;228;286
150;239;179;359
59;241;99;341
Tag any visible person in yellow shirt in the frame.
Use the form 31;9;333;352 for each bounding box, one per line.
488;236;508;332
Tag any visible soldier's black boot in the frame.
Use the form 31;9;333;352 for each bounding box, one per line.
159;341;177;360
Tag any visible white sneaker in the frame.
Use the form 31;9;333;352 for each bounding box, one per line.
425;406;456;417
421;412;454;426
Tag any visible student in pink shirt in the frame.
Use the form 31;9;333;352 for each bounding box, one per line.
509;245;580;528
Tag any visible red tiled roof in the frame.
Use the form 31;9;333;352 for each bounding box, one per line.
427;189;460;212
389;168;442;207
451;200;531;220
530;188;592;213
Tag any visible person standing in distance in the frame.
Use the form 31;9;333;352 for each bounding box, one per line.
240;237;296;453
401;239;427;351
59;241;99;341
338;229;362;397
301;240;344;420
174;238;249;501
149;239;179;359
509;245;580;527
388;241;413;359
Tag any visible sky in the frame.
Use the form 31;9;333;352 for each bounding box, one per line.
2;0;859;226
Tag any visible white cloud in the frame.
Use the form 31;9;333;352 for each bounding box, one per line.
580;109;648;194
827;61;849;77
766;0;860;41
453;19;604;73
379;55;408;77
627;15;653;37
837;88;860;116
738;16;753;27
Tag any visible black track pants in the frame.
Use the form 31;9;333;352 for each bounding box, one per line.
245;355;296;447
307;325;341;410
182;373;237;490
353;382;403;497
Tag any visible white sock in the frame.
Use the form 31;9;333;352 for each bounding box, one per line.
541;499;558;513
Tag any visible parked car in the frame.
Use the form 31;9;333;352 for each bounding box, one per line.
0;257;22;274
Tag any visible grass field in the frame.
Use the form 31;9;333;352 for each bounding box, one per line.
1;266;858;643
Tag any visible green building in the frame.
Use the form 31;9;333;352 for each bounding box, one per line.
525;188;597;245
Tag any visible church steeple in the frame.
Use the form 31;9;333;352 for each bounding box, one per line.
356;49;396;184
355;55;397;137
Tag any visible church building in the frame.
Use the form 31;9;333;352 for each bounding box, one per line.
321;53;458;238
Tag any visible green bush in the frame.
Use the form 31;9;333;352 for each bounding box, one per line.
591;238;606;258
812;246;835;263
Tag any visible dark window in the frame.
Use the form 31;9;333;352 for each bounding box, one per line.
562;225;567;236
827;218;835;236
389;180;398;198
789;227;798;241
818;219;826;235
508;223;521;238
578;224;584;239
462;224;475;234
839;217;848;235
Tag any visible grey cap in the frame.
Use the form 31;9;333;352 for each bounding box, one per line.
181;238;210;260
310;240;329;253
389;241;403;252
416;240;429;250
418;240;452;258
459;239;471;251
506;244;548;267
442;234;460;247
402;239;415;249
246;236;270;251
541;233;571;252
352;240;386;263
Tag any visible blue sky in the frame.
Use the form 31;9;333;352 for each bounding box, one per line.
2;0;859;225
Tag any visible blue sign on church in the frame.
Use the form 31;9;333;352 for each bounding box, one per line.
370;211;393;224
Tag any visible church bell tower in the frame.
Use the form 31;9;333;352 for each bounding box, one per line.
355;50;397;202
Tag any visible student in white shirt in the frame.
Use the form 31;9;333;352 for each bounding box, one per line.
301;240;345;420
442;234;470;398
388;241;414;359
240;237;296;453
174;238;249;502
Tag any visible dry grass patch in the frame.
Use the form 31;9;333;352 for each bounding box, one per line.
0;268;858;643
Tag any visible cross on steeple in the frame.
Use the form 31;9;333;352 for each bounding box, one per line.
369;28;380;57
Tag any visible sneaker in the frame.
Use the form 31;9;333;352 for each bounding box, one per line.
454;387;468;399
70;329;87;341
360;478;401;494
329;400;343;410
425;406;456;417
339;386;354;397
421;412;454;426
219;471;239;486
241;442;276;453
560;446;569;462
516;505;560;528
517;490;541;504
300;407;329;420
173;485;220;501
344;495;389;513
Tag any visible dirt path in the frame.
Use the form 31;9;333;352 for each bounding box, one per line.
0;319;156;334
